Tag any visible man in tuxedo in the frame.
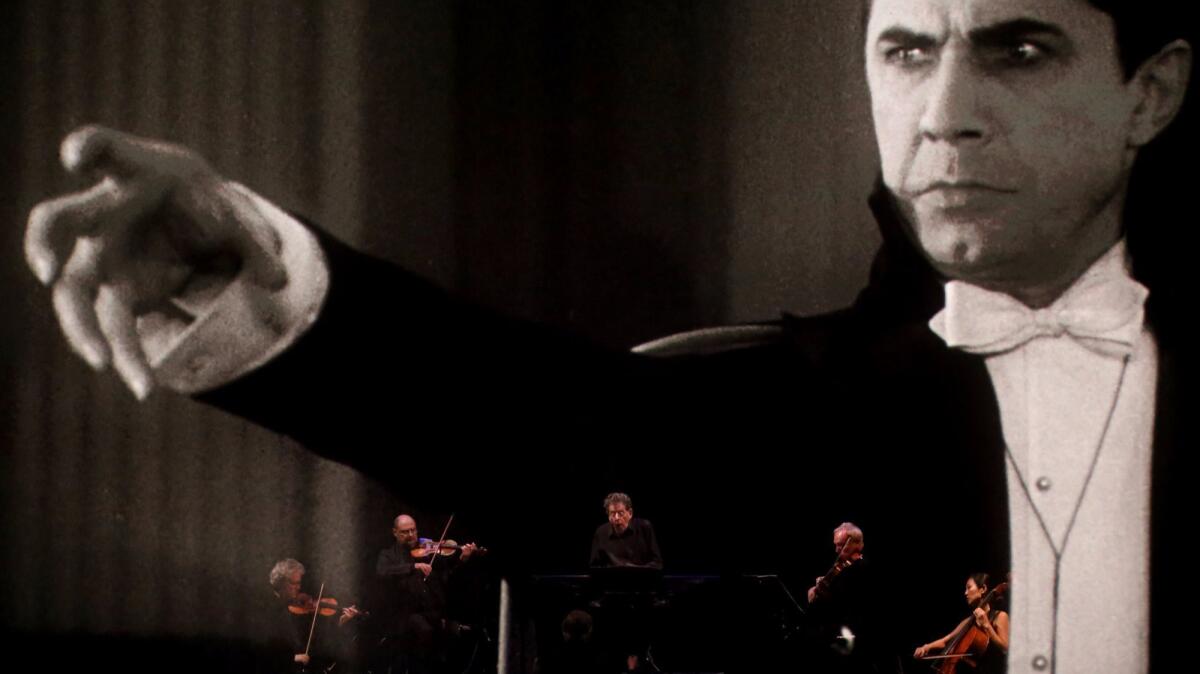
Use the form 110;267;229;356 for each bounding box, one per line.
22;1;1195;671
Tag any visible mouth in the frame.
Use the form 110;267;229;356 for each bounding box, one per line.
915;180;1016;196
910;181;1016;213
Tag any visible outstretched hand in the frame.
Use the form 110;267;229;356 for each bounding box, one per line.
25;125;288;398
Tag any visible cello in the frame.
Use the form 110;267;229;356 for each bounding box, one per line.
920;581;1008;673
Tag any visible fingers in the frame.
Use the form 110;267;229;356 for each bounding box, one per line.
40;126;284;292
51;237;154;398
60;124;186;180
30;125;195;286
33;126;286;396
61;125;122;175
97;281;154;400
51;238;155;397
29;129;181;287
26;179;122;285
52;238;108;370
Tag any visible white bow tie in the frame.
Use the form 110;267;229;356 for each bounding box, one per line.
929;273;1148;358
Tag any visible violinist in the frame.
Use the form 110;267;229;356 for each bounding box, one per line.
802;522;898;674
913;573;1009;674
806;522;865;604
373;514;479;674
266;558;362;672
377;514;480;580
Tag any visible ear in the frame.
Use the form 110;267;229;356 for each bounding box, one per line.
1128;39;1193;147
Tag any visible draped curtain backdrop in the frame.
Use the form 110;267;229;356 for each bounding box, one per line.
0;0;878;666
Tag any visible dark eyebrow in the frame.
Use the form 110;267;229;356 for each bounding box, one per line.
874;27;939;50
967;18;1068;47
873;18;1069;49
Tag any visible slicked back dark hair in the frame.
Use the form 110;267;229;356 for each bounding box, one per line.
859;0;1192;78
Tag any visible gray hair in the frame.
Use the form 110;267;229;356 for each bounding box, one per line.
269;558;305;591
603;492;632;511
834;522;864;544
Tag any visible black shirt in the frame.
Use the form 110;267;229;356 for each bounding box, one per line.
374;540;476;635
589;518;663;569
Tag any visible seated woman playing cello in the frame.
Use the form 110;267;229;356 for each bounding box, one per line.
913;572;1009;674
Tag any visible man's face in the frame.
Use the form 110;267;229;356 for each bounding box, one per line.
393;516;418;548
865;0;1139;295
833;529;864;557
607;503;633;534
280;570;303;602
833;530;847;552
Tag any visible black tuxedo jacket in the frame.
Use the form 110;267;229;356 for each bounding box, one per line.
201;185;1193;671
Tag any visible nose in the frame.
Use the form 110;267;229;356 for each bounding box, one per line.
919;49;989;145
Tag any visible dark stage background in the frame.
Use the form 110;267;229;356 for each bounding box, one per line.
0;1;882;670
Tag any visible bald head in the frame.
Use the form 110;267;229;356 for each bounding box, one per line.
393;514;418;548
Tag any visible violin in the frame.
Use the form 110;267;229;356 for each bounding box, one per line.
810;539;861;602
811;556;858;601
288;592;342;617
926;582;1008;674
410;538;487;559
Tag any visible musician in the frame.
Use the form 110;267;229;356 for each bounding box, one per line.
806;522;865;604
589;493;663;569
374;514;478;674
913;573;1009;674
265;558;361;672
586;493;663;672
803;523;897;673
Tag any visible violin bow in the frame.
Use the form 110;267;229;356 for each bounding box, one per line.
424;513;455;581
303;582;326;658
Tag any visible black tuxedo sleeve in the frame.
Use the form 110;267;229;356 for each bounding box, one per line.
195;225;724;502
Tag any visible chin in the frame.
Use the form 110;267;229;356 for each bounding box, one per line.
914;226;988;277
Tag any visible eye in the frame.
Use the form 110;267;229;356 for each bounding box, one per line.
990;40;1052;68
884;45;935;68
1012;41;1044;61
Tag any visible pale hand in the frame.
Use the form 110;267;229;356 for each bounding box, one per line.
25;125;287;399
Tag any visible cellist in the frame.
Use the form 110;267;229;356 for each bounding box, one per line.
914;573;1009;674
